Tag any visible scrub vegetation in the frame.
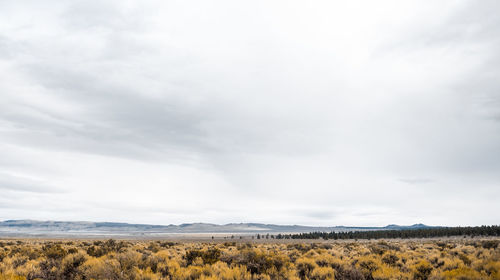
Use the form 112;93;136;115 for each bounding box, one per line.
0;238;499;279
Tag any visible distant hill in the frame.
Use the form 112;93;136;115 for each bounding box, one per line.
0;220;433;237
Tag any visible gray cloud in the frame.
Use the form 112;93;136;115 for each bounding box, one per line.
0;0;499;226
0;173;64;194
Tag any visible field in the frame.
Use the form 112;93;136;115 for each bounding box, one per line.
0;238;499;279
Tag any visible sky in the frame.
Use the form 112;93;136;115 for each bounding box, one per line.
0;0;499;227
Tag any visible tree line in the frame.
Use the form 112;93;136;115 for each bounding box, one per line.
272;225;500;240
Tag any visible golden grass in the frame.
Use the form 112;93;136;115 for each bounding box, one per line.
0;238;498;279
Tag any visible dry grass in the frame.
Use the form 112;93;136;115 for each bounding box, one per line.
0;238;498;279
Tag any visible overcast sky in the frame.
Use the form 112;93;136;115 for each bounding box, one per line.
0;0;499;226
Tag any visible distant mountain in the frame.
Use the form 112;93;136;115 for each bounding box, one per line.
0;220;434;237
384;223;429;229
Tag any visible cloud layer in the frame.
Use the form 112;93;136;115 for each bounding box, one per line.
1;0;499;226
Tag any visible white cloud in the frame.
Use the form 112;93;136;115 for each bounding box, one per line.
0;0;499;226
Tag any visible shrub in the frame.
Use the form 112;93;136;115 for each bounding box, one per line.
185;248;221;266
42;244;67;260
414;260;433;280
481;240;499;249
381;253;399;266
296;257;317;279
60;252;87;279
310;266;335;280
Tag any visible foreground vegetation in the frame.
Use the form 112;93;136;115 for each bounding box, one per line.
0;238;499;279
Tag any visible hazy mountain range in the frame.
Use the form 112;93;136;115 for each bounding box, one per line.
0;220;432;237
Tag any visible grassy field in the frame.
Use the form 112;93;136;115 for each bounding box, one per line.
0;238;499;279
